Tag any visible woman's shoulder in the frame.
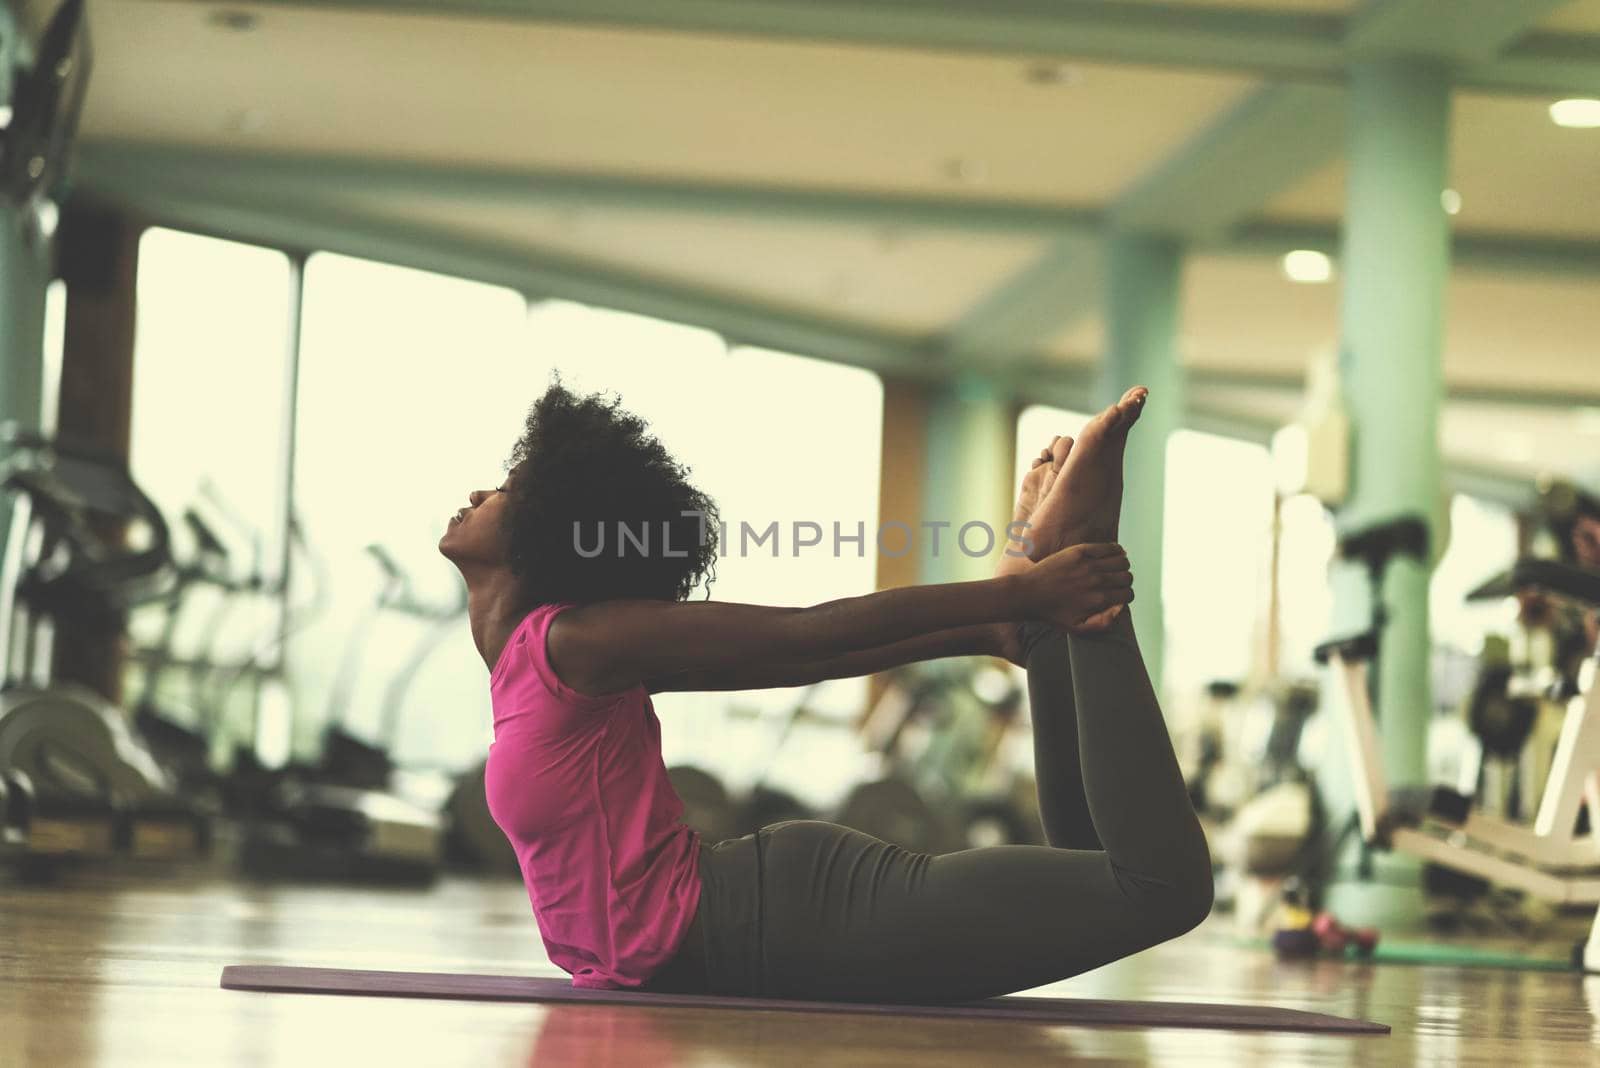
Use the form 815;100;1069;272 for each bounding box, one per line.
494;602;626;713
489;603;562;686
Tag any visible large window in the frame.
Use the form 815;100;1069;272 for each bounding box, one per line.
526;301;884;800
1275;492;1338;678
128;229;295;753
288;272;884;780
1163;430;1275;694
290;254;533;768
1017;408;1276;699
1013;403;1090;486
126;238;886;783
132;229;294;561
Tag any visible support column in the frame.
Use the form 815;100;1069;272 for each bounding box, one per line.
1103;233;1184;691
0;202;51;533
56;203;139;454
874;377;1018;587
874;377;930;594
869;374;1014;709
50;202;141;703
1338;60;1451;792
918;374;1016;587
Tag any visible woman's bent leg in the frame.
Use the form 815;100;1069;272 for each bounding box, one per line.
757;611;1210;1003
1019;622;1099;850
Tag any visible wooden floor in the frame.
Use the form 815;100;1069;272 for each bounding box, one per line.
3;863;1598;1067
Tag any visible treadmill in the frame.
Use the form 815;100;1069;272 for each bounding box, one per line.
234;546;452;886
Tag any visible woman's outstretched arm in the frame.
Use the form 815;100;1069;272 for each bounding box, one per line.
549;543;1130;696
646;623;1013;693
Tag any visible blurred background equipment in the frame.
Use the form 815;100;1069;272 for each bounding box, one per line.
1317;518;1600;968
233;544;463;886
0;425;208;872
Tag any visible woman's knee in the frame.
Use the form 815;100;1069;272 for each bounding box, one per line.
1167;862;1215;935
1113;849;1214;939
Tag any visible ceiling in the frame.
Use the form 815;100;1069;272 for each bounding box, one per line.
51;0;1600;489
1263;92;1600;238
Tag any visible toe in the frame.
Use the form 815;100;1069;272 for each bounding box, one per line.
1049;435;1074;471
1118;387;1149;427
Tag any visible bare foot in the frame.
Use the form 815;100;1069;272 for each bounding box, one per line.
993;435;1122;657
995;436;1070;580
1025;386;1147;561
992;438;1065;663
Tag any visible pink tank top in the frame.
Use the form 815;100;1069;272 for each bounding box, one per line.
484;603;702;989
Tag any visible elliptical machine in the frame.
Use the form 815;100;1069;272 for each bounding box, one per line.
235;545;460;885
130;502;247;798
0;425;208;868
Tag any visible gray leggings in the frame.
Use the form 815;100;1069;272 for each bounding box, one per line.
652;612;1213;1003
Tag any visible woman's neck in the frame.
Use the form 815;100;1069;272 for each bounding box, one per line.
461;567;528;672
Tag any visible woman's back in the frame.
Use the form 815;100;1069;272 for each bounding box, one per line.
485;602;701;989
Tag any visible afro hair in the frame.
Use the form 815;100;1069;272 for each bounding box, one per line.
501;380;719;606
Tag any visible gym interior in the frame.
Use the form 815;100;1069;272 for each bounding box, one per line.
3;1;1600;1065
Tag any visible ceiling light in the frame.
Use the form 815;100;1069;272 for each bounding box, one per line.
209;9;260;32
32;199;58;242
875;225;906;253
1282;249;1333;284
1549;98;1600;128
1441;188;1462;215
944;157;989;184
223;107;267;134
1025;62;1082;87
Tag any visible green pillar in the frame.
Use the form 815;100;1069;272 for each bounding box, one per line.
1103;233;1184;691
1338;60;1451;790
0;205;48;423
0;202;51;542
919;375;1014;586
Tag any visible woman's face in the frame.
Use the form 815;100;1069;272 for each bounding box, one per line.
438;479;510;566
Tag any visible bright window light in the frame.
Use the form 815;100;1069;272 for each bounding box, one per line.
1163;430;1274;693
130;228;295;755
1014;403;1091;490
1431;495;1518;656
1550;98;1600;129
1282;249;1333;284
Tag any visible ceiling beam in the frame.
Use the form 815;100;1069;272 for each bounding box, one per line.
1466;31;1600;96
217;0;1600;96
73;175;1591;495
1111;83;1344;241
74;140;1600;281
85;180;938;381
937;233;1102;364
1225;221;1600;279
1184;365;1600;412
928;82;1342;367
211;0;1347;80
1346;0;1574;62
73;141;1096;237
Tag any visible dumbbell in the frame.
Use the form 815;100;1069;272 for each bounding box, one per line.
1311;911;1379;957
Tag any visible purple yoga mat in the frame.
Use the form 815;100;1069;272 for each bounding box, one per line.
220;965;1389;1035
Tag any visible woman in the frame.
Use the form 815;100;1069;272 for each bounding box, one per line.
438;380;1211;1003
